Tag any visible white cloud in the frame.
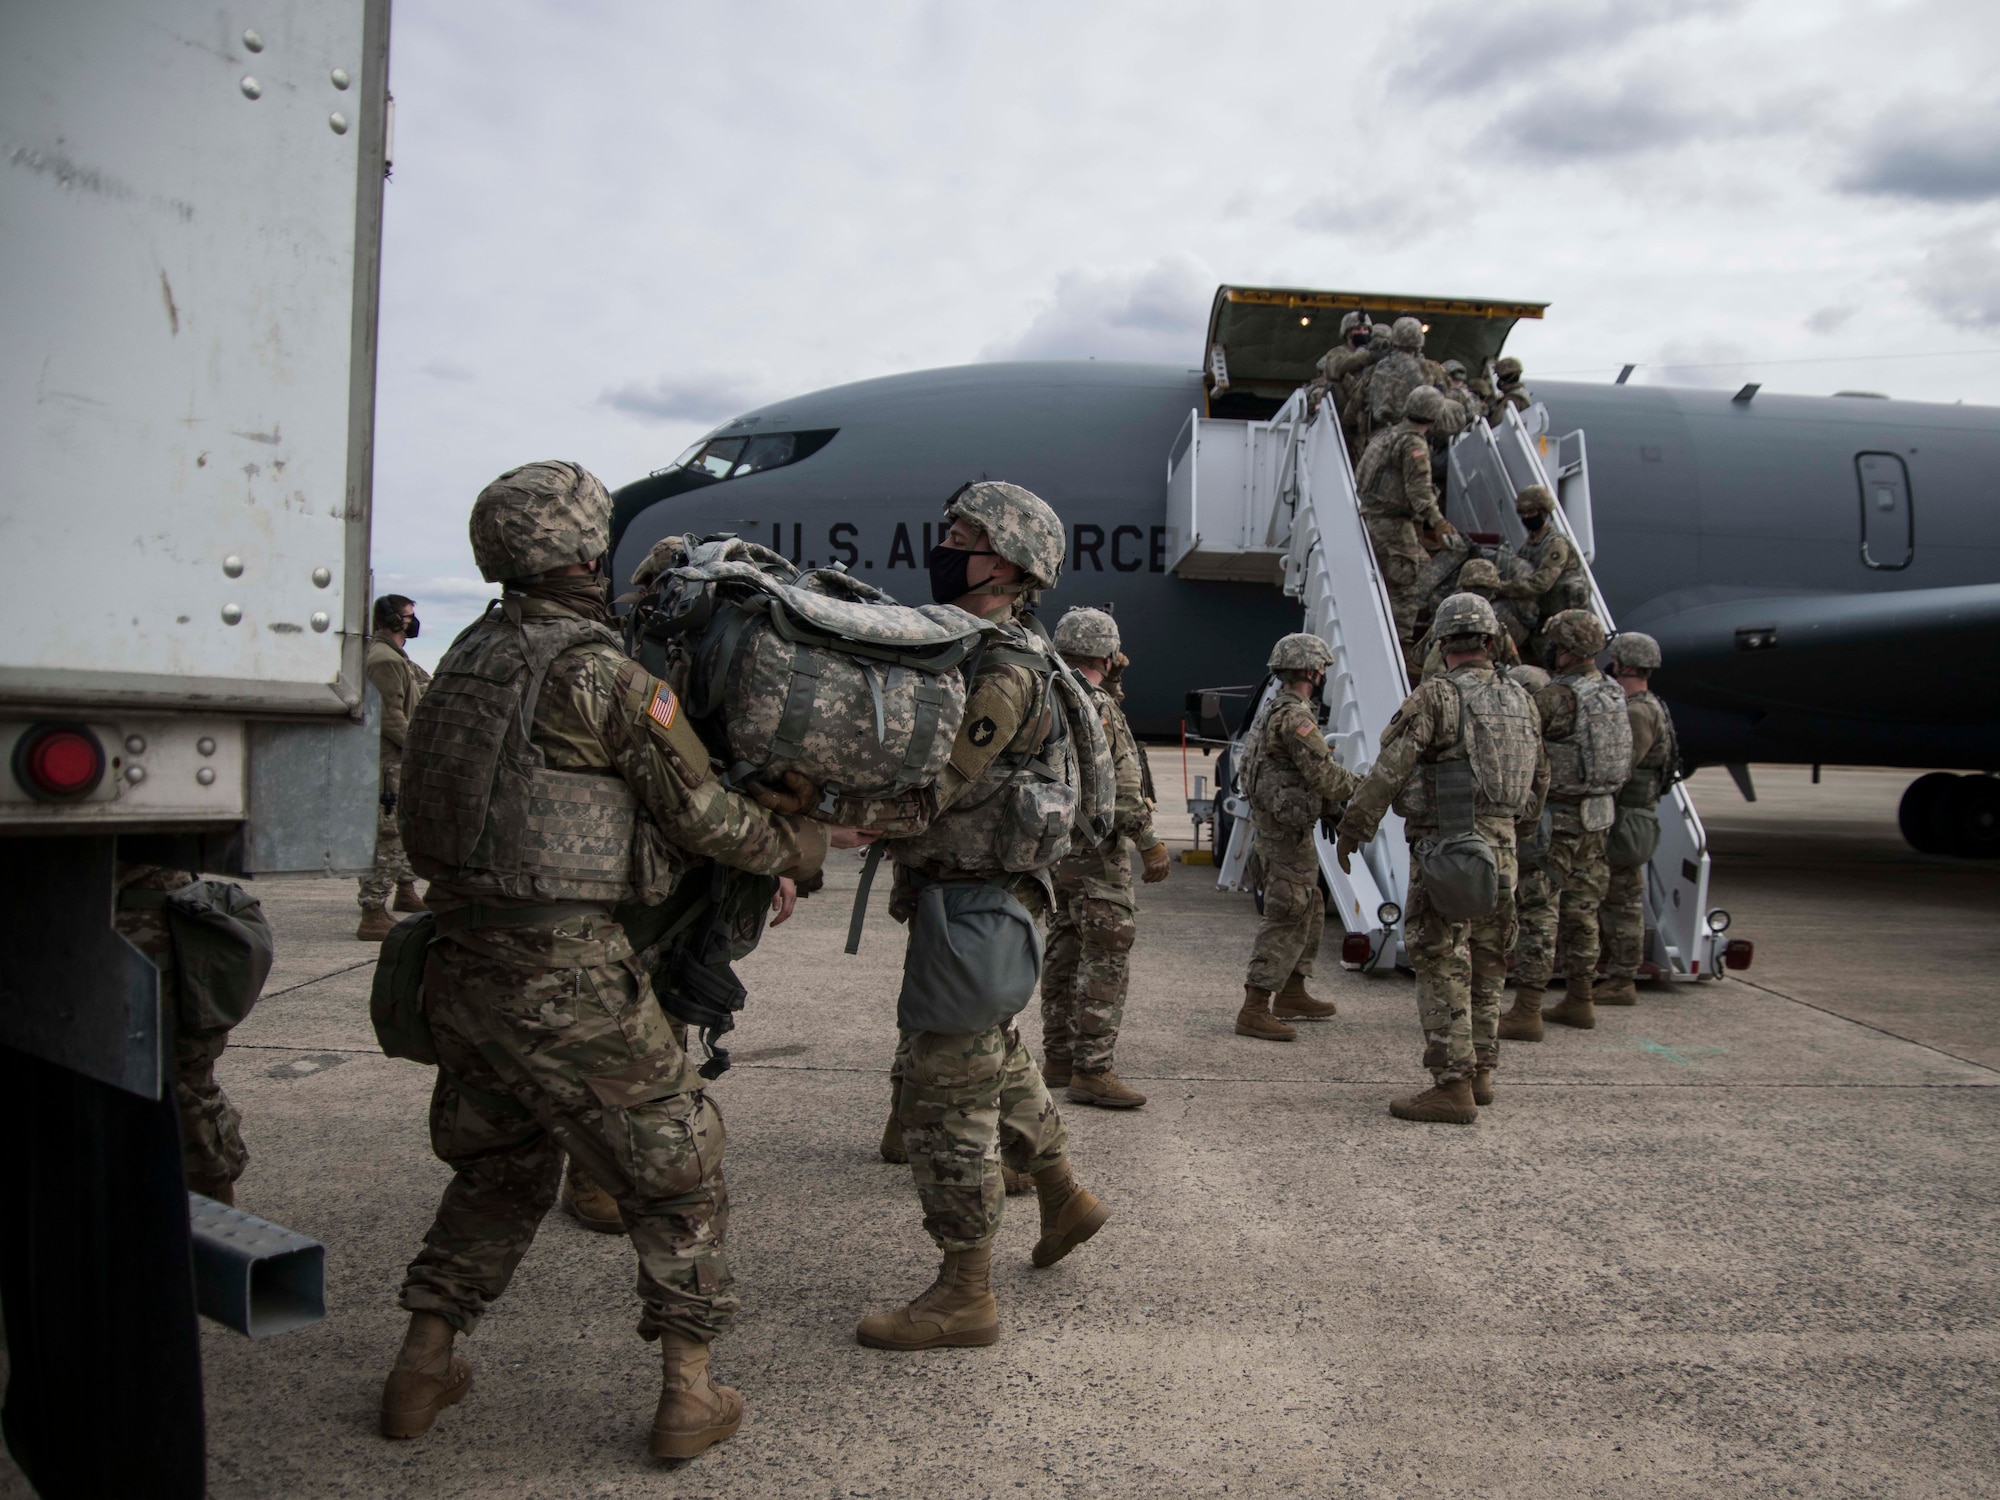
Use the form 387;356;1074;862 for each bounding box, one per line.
1913;225;2000;330
599;371;774;424
1838;103;2000;203
980;255;1215;364
1643;340;1754;388
1803;305;1856;336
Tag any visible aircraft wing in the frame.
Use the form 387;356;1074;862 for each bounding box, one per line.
1633;582;2000;724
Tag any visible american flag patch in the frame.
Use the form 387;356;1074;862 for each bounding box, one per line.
648;684;679;732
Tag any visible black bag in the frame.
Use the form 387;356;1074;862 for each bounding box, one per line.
369;912;439;1064
120;881;276;1035
621;862;778;1080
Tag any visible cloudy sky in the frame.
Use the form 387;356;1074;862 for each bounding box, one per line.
373;0;2000;664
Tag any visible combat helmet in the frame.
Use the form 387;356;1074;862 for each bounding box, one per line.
1390;316;1425;352
1432;592;1500;645
1368;322;1392;350
1405;385;1448;423
1054;606;1120;660
1338;309;1371;338
1609;631;1663;672
1268;633;1335;673
944;481;1064;591
1442;358;1468;379
1456;557;1502;595
1495;356;1524;382
1544;608;1607;659
1514;483;1557;517
470;461;612;582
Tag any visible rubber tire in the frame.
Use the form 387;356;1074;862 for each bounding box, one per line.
1213;746;1236;863
1942;774;2000;859
1899;772;1960;855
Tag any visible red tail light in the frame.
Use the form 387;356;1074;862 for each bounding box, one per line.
1341;933;1373;965
1723;938;1754;971
13;724;106;801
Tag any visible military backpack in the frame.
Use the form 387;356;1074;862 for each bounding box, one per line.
1546;670;1634;833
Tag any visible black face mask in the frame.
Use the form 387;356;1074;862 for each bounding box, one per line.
927;543;973;604
402;616;420;640
1543;644;1563;672
1521;513;1547;533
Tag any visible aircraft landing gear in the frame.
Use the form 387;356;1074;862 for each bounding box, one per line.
1899;772;2000;858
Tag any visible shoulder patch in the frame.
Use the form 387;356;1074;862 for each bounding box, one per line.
968;716;997;747
647;683;680;733
1296;720;1315;738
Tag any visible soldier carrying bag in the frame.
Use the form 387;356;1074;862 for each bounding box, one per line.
120;880;276;1035
617;860;779;1080
1410;690;1500;922
895;873;1045;1035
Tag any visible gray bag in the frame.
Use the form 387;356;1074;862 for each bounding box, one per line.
1606;803;1662;870
1410;714;1499;922
122;880;276;1035
896;879;1044;1034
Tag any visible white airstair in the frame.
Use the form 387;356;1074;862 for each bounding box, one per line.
1164;390;1728;979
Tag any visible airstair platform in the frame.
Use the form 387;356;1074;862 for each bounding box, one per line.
1164;389;1728;980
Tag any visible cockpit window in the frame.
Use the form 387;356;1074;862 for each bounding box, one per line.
660;428;838;484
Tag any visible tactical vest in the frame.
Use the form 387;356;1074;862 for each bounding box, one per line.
1355;425;1428;517
399;599;643;904
1518;529;1589;615
1617;690;1681;807
1546;670;1634;803
1242;692;1330;832
1366;351;1424;422
1391;667;1540;828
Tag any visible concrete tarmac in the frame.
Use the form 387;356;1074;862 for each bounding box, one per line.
5;764;1997;1497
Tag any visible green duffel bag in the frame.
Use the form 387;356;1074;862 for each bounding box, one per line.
896;876;1044;1035
1606;802;1662;871
122;880;277;1034
1412;831;1500;921
369;912;439;1064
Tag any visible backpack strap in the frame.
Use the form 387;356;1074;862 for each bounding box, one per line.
761;646;825;779
893;675;947;791
1432;679;1477;839
844;843;885;955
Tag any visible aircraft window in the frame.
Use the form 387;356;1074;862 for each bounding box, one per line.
732;433;796;476
1854;452;1912;570
661;428;840;484
690;438;746;479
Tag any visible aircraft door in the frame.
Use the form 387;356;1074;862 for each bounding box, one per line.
1856;453;1913;569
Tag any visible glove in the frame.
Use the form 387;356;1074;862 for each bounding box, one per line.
1335;833;1360;873
746;769;821;817
378;786;398;812
1140;841;1171;884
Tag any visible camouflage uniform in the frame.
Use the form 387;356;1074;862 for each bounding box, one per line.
1487;357;1532;424
1042;677;1158;1075
1600;670;1679;989
1364;318;1429;428
1497;487;1589;657
395;464;827;1348
1316;315;1380;460
360;629;430;913
1356;418;1446;669
1512;640;1632;1002
114;863;250;1199
1338;634;1546;1085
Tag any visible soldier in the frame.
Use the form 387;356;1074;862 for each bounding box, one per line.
1417;558;1522;678
357;594;432;941
377;461;837;1459
1356;384;1458;673
1365;316;1429;429
1495;485;1589;658
1335;595;1546;1122
1597;632;1680;1006
1313;310;1379;457
1040;607;1170;1109
1499;609;1632;1041
829;481;1109;1353
1232;634;1359;1042
1487;355;1532;424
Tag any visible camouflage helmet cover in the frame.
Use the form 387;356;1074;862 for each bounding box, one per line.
945;480;1065;590
1432;591;1500;643
1545;608;1607;658
1367;322;1392;349
1441;358;1468;378
1338;309;1371;336
1514;483;1557;516
1053;606;1120;659
1495;355;1525;380
1455;557;1502;594
470;460;612;582
1404;384;1449;422
1268;632;1335;672
1609;631;1663;671
1390;316;1425;351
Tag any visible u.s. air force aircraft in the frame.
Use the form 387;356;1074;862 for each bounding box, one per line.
610;286;2000;858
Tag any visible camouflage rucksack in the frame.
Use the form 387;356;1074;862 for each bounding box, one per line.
626;536;993;805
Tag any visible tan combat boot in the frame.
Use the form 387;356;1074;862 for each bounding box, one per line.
1002;1165;1033;1195
1498;987;1545;1042
1389;1075;1479;1124
1031;1160;1110;1268
1067;1067;1146;1109
1235;986;1297;1042
1041;1054;1073;1089
379;1311;473;1439
1544;975;1597;1029
356;906;397;942
649;1334;744;1458
561;1158;624;1234
393;880;429;914
879;1075;908;1165
1595;974;1638;1006
855;1247;999;1350
1272;973;1337;1020
1471;1066;1496;1107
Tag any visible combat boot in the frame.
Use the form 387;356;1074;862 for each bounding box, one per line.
1389;1076;1479;1125
1272;973;1337;1020
1031;1160;1109;1268
560;1158;623;1234
1002;1165;1033;1195
1234;986;1297;1042
1544;976;1597;1030
855;1247;999;1350
1041;1054;1073;1089
393;880;429;914
1498;987;1545;1042
649;1334;743;1458
1471;1066;1496;1107
1066;1067;1146;1109
1595;975;1638;1006
879;1075;908;1165
356;906;397;942
379;1311;473;1439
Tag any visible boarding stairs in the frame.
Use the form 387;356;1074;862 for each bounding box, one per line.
1164;391;1727;979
